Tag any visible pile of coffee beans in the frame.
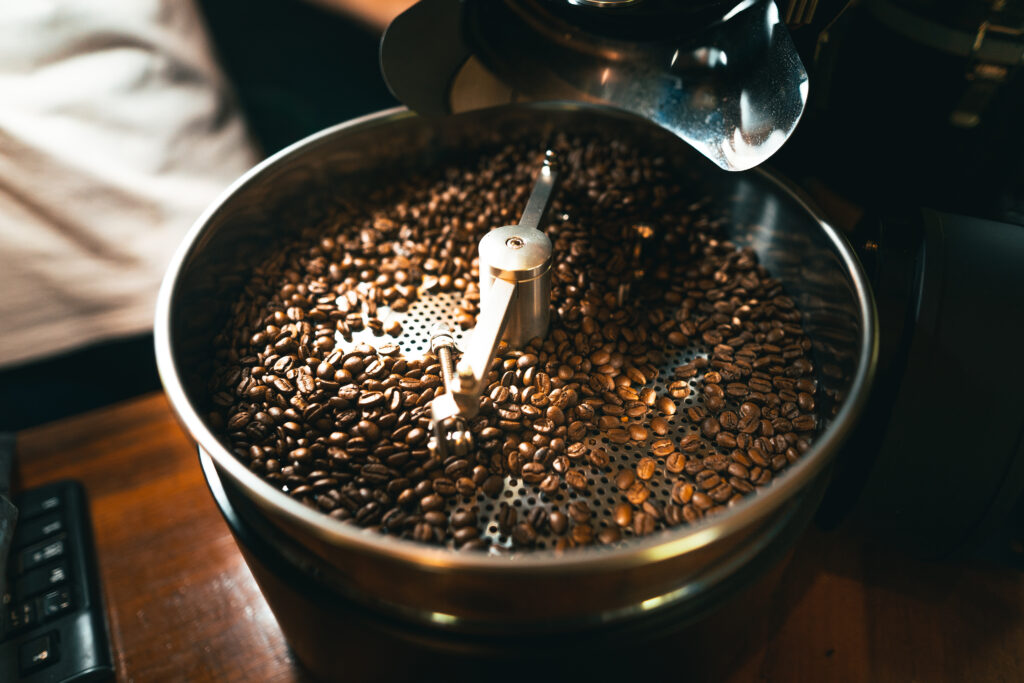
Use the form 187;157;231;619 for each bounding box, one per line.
206;135;819;552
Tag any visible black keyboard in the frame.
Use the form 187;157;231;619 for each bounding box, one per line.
1;481;114;682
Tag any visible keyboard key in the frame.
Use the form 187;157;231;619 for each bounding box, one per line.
18;536;66;572
5;598;38;634
13;513;64;548
15;562;68;601
18;493;62;521
19;631;59;673
40;589;73;619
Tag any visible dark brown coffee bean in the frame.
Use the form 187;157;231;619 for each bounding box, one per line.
614;502;633;527
420;494;444;512
571;523;594;545
651;438;674;457
692;491;713;510
793;415;817;431
549;510;569;535
650;417;669;436
512;522;537;545
701;417;721;438
539;474;561;495
607;428;630;444
517;354;538;369
626;482;650;505
521;462;546;484
566;442;587;460
357;391;384;408
615;469;636;491
567;421;587;440
482;475;504;498
636;457;657;480
587;448;610;469
567;501;592;523
656;396;677;415
633;511;655;536
628;424;649;442
667;381;690;399
672;481;694;505
679;434;702;453
565;469;589;492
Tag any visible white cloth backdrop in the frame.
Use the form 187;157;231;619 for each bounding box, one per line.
0;0;258;366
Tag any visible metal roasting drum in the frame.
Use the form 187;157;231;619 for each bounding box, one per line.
155;104;876;632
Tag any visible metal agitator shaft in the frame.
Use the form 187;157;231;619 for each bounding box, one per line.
429;152;560;456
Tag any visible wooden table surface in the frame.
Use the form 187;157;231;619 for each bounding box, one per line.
13;392;1024;682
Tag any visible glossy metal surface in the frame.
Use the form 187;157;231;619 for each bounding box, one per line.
430;155;557;451
382;0;808;171
477;151;558;346
155;103;876;628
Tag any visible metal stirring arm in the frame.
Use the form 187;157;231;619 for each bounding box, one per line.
430;153;560;456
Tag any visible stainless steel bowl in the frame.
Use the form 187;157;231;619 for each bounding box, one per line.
155;103;877;633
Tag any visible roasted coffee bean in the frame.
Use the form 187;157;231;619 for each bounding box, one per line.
357;391;384;408
636;457;657;480
525;507;547;532
567;421;587;440
566;442;587;460
539;474;561;495
451;509;477;527
626;482;650;505
692;492;713;510
650;416;669;436
701;417;721;438
793;414;817;431
420;494;444;512
651;438;674;457
497;503;517;534
665;452;686;473
482;475;504;498
633;512;655;536
512;522;538;545
656;396;677;415
672;481;694;505
433;478;458;497
615;469;636;491
521;462;546;484
679;434;702;453
571;523;594;545
607;428;630;444
710;425;737;448
667;381;690;399
614;502;633;527
587;448;610;469
598;415;621;430
565;469;589;492
549;510;569;535
454;526;480;544
567;501;592;523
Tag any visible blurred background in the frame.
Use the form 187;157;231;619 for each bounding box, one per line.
0;0;411;431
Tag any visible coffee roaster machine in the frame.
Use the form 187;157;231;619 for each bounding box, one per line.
158;0;1024;679
379;0;1024;560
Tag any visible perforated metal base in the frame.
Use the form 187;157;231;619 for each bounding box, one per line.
336;289;716;552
